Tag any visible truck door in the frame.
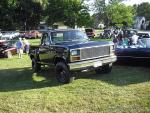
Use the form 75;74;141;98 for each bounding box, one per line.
39;33;51;63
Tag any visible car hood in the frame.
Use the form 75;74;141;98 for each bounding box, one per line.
55;41;114;50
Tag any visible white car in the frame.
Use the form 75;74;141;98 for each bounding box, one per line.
137;31;150;38
1;32;20;40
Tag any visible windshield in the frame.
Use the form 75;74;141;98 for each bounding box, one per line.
116;38;150;49
85;29;93;32
51;30;89;43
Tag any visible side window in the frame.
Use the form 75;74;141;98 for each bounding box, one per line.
41;33;50;45
51;32;64;43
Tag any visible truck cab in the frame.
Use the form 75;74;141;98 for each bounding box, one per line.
29;29;116;83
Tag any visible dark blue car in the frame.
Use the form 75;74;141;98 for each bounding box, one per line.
115;38;150;64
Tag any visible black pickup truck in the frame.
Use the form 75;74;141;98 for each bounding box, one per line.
29;29;116;83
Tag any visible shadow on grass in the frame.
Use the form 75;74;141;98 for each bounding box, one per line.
0;67;61;92
0;65;150;92
75;65;150;86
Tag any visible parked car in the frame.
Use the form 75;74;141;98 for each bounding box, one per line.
100;29;113;39
115;38;150;63
1;32;20;40
137;31;150;38
24;30;42;39
1;33;14;40
85;28;95;38
29;29;116;83
0;40;17;58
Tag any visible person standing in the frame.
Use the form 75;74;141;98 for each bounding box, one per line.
131;32;139;45
16;38;23;58
23;38;30;54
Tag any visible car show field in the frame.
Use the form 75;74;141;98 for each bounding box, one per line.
0;38;150;113
1;0;150;112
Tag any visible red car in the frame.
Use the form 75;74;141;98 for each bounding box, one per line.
85;28;95;38
0;40;17;58
24;30;42;39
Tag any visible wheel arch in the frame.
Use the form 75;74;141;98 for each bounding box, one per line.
53;56;67;65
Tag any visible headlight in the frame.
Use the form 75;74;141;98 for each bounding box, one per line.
70;49;80;62
110;45;115;55
110;45;114;50
71;50;80;56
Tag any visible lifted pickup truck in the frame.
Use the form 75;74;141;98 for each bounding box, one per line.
29;29;116;83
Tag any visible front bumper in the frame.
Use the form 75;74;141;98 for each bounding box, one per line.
68;55;117;71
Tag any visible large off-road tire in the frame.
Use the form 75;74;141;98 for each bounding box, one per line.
95;64;112;74
32;58;41;72
55;62;74;84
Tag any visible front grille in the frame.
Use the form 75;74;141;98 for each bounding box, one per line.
80;46;110;60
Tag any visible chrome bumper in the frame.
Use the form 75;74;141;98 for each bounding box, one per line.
69;55;117;70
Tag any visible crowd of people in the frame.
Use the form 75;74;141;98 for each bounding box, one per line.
111;29;144;48
16;38;30;58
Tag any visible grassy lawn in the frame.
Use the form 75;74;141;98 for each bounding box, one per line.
0;39;150;113
28;38;41;45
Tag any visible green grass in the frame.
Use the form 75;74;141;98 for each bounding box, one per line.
28;39;41;45
0;55;150;113
0;39;150;113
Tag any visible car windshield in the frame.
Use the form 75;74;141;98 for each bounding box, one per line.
116;38;150;49
85;29;93;32
51;30;89;43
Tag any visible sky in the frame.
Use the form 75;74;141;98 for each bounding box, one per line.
85;0;150;6
85;0;150;15
122;0;150;6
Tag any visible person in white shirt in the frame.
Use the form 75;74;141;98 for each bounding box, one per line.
131;32;139;45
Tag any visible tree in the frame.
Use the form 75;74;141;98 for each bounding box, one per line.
94;0;127;27
0;0;16;30
136;2;150;21
14;0;43;30
0;0;44;30
76;8;93;27
0;0;92;30
107;3;134;27
46;0;91;28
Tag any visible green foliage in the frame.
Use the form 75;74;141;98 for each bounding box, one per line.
0;0;44;30
16;0;43;30
136;2;150;21
0;0;92;30
94;0;134;27
76;8;93;27
46;0;92;28
107;3;134;27
0;0;16;30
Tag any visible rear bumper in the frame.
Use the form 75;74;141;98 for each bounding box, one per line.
68;55;117;71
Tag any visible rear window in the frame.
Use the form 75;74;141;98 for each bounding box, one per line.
85;29;93;32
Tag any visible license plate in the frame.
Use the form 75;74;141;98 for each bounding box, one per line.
94;61;102;67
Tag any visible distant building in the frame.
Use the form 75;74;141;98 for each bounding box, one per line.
133;16;149;30
38;21;49;31
53;22;69;29
38;21;70;31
